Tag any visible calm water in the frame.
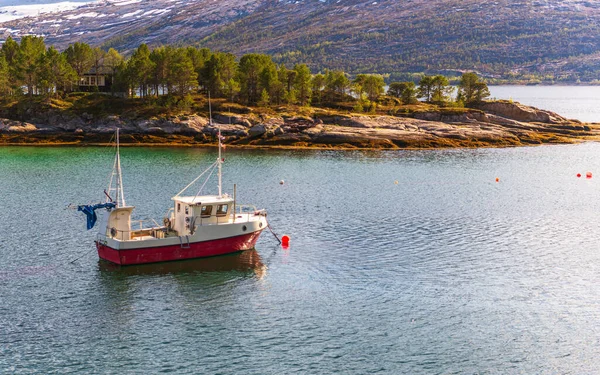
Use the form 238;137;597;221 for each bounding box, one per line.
489;85;600;123
2;144;600;373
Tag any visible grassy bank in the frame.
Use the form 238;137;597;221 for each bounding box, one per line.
0;92;461;123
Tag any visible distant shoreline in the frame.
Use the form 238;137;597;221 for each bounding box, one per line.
0;136;594;150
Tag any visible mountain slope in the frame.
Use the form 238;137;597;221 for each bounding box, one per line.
200;0;600;80
1;0;263;52
2;0;600;81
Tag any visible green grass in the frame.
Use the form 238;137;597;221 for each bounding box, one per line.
0;92;497;125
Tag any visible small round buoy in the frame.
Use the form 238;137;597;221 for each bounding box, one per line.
586;172;593;179
495;178;499;182
577;173;582;178
394;180;399;185
281;235;290;246
279;180;284;185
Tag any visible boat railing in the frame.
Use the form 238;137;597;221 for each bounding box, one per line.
130;218;163;231
233;205;266;223
96;219;167;242
96;208;266;242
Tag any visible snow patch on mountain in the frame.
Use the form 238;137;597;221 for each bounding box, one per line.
110;0;141;6
121;9;142;18
66;11;103;19
0;0;98;22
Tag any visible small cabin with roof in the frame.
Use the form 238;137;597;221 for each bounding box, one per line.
171;195;233;235
79;70;113;92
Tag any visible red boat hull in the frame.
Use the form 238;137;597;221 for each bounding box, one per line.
96;231;263;265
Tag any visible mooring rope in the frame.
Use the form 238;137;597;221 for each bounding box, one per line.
68;245;97;264
267;222;282;244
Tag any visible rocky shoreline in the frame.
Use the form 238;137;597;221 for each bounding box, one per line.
1;101;598;149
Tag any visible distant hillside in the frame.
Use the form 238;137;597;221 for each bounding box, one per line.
2;0;600;82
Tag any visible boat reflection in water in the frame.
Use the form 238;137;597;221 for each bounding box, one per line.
98;248;266;278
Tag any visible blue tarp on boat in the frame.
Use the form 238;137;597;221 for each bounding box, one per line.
78;202;116;230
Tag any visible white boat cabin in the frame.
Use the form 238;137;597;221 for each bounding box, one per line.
98;206;134;241
170;194;234;235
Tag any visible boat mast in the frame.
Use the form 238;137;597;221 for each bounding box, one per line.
116;128;126;207
107;128;126;207
218;121;222;198
209;93;223;198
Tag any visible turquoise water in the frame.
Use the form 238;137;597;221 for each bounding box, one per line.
2;144;600;373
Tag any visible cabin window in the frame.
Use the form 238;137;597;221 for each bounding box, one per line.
201;205;212;217
185;206;189;215
216;204;228;217
177;203;181;212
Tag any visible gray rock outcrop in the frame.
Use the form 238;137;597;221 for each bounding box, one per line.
475;101;568;124
1;100;597;148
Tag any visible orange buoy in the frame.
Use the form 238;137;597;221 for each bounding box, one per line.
394;180;399;185
577;173;582;178
281;235;290;246
587;172;593;179
495;178;499;182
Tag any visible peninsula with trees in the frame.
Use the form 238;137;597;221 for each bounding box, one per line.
1;37;598;149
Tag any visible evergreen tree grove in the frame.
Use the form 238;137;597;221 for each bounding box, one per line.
0;38;493;113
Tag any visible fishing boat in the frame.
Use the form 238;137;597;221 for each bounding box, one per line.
78;115;268;266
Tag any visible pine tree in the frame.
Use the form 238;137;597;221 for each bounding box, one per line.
104;48;123;96
38;46;76;97
258;88;270;107
417;75;434;102
18;36;46;96
238;53;276;105
91;47;106;90
324;70;350;102
127;44;154;98
273;64;289;105
311;73;325;105
186;47;211;89
64;42;93;84
458;72;490;104
1;36;21;94
388;81;417;104
0;54;9;96
168;48;197;96
430;75;454;104
294;63;312;106
150;46;169;96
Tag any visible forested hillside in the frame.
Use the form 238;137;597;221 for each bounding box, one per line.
1;0;600;82
201;0;600;82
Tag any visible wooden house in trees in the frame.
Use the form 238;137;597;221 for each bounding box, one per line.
78;66;113;92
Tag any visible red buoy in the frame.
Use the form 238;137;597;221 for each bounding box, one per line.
587;172;593;179
577;173;582;178
281;235;290;246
